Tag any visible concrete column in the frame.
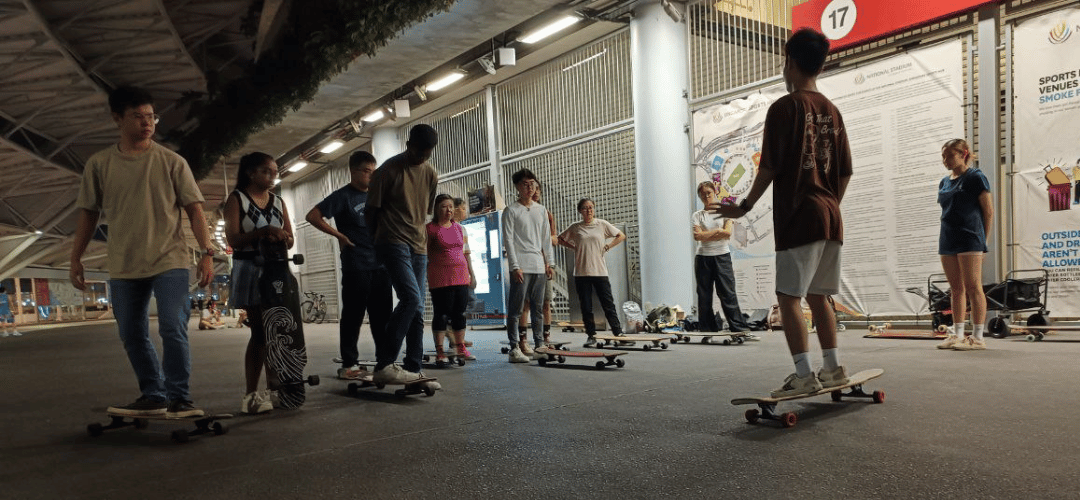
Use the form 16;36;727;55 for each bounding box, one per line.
977;6;1000;283
631;0;694;309
371;126;402;164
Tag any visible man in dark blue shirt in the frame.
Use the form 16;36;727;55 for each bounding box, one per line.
305;151;391;379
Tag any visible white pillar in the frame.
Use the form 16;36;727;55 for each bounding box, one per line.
371;126;402;164
977;6;1000;283
631;1;694;309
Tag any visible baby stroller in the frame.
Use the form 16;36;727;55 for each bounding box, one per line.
926;269;1050;338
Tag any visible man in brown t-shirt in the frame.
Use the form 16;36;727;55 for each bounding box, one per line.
714;28;853;398
365;124;440;386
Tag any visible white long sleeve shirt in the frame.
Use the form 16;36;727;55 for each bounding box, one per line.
502;200;554;274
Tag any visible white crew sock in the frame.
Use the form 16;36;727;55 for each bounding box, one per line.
792;352;812;378
822;348;841;371
954;323;966;339
972;324;984;341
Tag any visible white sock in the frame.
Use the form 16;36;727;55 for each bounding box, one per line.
822;348;840;371
972;324;984;341
954;323;966;338
792;352;812;378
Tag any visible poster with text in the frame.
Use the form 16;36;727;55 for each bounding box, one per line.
1013;8;1080;316
692;40;964;316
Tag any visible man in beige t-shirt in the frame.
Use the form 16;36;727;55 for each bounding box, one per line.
70;86;213;418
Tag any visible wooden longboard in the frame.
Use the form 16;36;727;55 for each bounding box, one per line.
87;412;234;442
422;351;467;367
1008;324;1080;342
593;333;672;350
731;368;885;428
668;330;753;345
346;373;439;397
257;240;312;409
534;346;627;369
499;340;571;353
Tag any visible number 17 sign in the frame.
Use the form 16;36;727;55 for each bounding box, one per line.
792;0;995;52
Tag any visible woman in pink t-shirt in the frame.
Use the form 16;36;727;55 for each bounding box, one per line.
427;194;476;363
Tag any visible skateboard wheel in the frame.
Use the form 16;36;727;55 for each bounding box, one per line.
557;355;566;363
375;383;386;390
872;390;886;404
436;360;447;368
293;254;305;265
212;422;227;435
1027;334;1036;342
537;358;547;366
171;429;190;443
307;375;320;386
456;357;465;366
936;325;947;333
744;409;760;424
595;361;606;369
736;337;744;344
722;339;731;346
347;383;358;395
643;344;651;351
615;358;625;368
87;423;103;437
780;412;797;428
831;390;843;402
700;337;708;344
660;343;668;349
134;418;149;429
394;389;407;398
500;347;509;354
423;385;436;397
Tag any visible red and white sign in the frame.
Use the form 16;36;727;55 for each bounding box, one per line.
793;0;997;51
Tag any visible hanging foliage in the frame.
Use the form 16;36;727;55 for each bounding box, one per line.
178;0;457;180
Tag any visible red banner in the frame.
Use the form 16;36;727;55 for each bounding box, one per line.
792;0;997;52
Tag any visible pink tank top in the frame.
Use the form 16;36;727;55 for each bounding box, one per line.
426;221;470;289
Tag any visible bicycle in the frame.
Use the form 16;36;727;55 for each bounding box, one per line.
300;291;327;324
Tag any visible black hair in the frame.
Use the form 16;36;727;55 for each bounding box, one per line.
511;168;537;186
235;152;275;191
785;28;830;76
407;124;439;149
577;198;594;211
349;150;377;169
434;194;455;220
108;86;155;115
453;197;466;208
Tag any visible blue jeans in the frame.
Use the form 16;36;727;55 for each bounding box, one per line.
375;243;427;372
108;268;193;402
506;273;546;346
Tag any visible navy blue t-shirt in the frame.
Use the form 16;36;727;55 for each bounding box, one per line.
938;168;990;255
316;185;380;271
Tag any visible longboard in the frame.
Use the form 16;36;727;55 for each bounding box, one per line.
87;411;233;443
422;351;467;368
593;333;673;351
257;240;317;408
346;372;439;397
533;346;627;369
731;368;885;428
499;339;571;354
668;330;752;345
1008;324;1080;342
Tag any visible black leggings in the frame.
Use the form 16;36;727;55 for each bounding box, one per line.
430;285;469;331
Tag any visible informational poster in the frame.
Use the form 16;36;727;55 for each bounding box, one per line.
692;40;964;316
1013;8;1080;316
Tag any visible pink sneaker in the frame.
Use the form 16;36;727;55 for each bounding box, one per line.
456;346;476;361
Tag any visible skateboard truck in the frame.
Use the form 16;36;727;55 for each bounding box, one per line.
87;414;232;443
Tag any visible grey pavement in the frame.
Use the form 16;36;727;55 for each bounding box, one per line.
1;319;1077;499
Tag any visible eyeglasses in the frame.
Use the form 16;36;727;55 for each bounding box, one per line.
128;112;160;124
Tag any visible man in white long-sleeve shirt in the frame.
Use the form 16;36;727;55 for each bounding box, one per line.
502;168;555;362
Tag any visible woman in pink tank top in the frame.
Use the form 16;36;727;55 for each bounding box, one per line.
427;194;476;363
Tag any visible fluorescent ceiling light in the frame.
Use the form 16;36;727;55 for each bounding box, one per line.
287;160;308;172
216;220;225;226
521;16;580;44
273;178;281;185
425;72;465;92
362;110;384;122
319;140;344;154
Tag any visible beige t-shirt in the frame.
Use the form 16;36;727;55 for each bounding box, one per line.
76;142;204;279
367;152;438;254
559;219;621;277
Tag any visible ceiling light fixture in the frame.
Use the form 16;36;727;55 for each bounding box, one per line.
478;56;496;75
425;72;465;92
414;85;428;101
273;178;282;185
521;15;580;44
362;110;384;122
661;0;685;23
319;140;344;154
287;160;308;172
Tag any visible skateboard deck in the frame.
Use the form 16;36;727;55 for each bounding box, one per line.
87;411;233;443
557;321;585;332
1008;324;1080;342
669;330;752;345
499;339;572;354
731;368;885;428
257;240;315;408
346;373;439;397
422;351;467;367
593;333;672;350
533;346;627;369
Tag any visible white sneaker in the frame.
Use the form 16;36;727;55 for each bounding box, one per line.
0;331;9;337
519;341;534;355
817;366;850;389
508;347;530;363
530;349;547;360
372;364;405;384
936;334;961;349
241;391;272;414
953;336;987;351
771;372;823;398
10;330;21;337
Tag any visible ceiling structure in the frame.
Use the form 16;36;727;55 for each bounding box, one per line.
0;0;636;281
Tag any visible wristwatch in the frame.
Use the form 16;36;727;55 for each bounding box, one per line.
203;247;216;258
738;198;754;212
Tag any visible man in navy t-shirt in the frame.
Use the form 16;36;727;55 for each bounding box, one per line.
305;151;391;379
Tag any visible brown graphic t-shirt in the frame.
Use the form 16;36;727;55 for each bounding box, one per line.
760;90;853;251
367;152;438;254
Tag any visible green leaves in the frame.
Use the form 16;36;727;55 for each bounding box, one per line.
179;0;456;180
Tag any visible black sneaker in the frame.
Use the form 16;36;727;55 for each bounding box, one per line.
108;396;167;417
166;400;205;418
583;336;597;348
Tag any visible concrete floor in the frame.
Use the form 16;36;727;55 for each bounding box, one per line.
2;319;1078;499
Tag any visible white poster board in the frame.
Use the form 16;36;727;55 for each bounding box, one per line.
692;40;965;316
1013;9;1080;316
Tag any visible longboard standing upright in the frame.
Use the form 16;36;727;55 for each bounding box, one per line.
257;240;319;408
731;369;885;428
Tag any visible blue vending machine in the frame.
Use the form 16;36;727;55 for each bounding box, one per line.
460;211;508;326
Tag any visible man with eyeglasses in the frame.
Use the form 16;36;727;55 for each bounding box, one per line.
70;86;214;418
